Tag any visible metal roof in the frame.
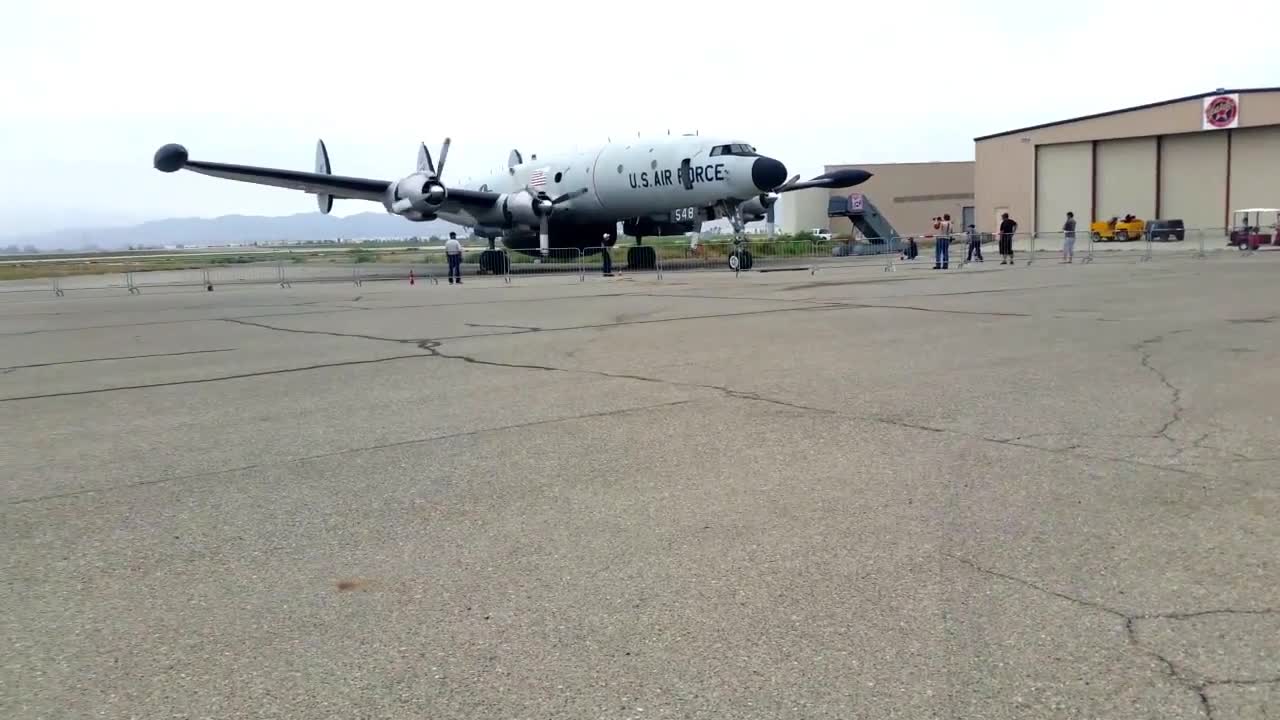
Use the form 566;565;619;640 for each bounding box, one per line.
973;87;1280;142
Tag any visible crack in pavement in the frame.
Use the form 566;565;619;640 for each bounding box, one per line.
0;291;673;337
224;317;410;344
0;354;430;403
848;302;1031;318
0;348;237;372
949;554;1279;718
414;339;836;416
1137;335;1186;443
6;399;694;506
991;333;1256;472
464;322;543;333
220;303;866;346
217;318;1236;484
13;311;1226;488
2;301;939;404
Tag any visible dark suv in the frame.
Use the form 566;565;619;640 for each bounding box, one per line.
1147;219;1185;242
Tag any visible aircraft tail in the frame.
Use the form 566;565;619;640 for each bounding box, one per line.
315;139;334;214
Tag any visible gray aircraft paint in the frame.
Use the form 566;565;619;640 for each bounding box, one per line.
451;135;760;226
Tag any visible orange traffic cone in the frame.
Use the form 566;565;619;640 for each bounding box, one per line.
409;269;415;286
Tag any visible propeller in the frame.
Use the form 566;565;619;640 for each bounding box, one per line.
529;186;588;255
418;137;451;178
394;137;454;214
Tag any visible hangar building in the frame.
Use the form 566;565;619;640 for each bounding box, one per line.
976;87;1280;236
781;88;1279;239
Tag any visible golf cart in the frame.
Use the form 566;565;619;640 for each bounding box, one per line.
1228;208;1279;251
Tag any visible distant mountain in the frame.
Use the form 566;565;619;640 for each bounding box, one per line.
0;212;466;251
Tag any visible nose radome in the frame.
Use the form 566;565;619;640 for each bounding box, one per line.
752;156;788;192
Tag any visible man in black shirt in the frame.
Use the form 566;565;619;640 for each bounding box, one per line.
999;213;1018;264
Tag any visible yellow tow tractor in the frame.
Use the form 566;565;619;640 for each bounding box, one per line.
1090;214;1146;242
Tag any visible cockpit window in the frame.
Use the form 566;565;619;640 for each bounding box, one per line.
710;144;758;157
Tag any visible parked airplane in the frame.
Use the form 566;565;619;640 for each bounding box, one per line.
153;134;871;270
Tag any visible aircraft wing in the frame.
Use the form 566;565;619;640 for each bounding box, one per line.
153;143;502;210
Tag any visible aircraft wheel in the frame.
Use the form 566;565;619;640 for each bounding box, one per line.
728;249;753;271
479;249;509;275
627;245;656;270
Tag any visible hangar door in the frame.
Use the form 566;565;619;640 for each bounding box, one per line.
1035;142;1091;234
1160;131;1227;231
1228;126;1280;218
1096;137;1156;223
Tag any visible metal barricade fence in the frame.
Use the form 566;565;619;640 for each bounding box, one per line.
504;247;584;280
10;224;1279;299
581;245;661;279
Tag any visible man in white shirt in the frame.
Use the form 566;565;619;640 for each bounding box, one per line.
933;213;954;270
444;232;462;284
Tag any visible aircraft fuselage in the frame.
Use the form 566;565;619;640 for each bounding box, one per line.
429;135;784;237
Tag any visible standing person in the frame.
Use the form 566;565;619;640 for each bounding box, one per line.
444;232;463;284
966;224;983;262
1062;211;1077;263
999;213;1018;264
933;213;953;269
601;233;614;277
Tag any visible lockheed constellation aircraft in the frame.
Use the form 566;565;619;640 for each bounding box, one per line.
153;133;870;270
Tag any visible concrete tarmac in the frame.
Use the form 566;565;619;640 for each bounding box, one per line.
3;253;1278;719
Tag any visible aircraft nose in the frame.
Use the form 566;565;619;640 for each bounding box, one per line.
752;156;788;192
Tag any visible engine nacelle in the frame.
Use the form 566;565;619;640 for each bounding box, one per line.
498;191;553;227
386;172;446;214
738;192;779;221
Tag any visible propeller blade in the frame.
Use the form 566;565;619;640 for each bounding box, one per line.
418;143;435;175
775;174;801;192
539;215;550;256
779;168;873;192
552;187;589;204
436;137;451;178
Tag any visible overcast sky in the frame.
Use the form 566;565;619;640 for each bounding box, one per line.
2;0;1278;235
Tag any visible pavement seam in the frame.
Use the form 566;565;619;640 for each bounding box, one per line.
0;348;237;372
0;354;430;403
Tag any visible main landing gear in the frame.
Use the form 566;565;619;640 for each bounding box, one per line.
625;236;657;270
719;200;754;272
478;237;509;275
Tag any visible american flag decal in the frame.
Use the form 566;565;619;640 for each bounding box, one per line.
529;168;548;188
